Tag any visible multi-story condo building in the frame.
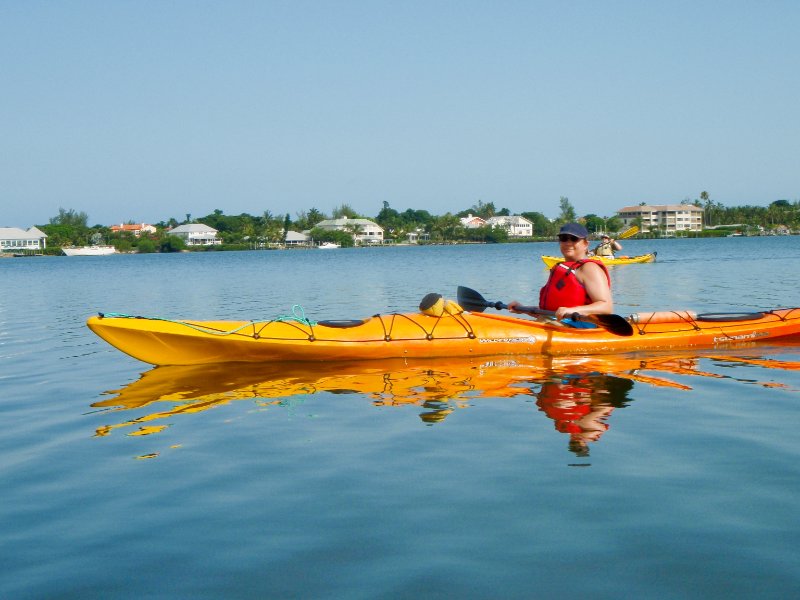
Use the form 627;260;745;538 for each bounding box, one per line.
617;204;704;234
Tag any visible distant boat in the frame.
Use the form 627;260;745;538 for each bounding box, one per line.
317;242;340;249
62;245;117;256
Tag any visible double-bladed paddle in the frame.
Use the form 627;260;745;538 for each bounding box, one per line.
456;286;634;336
617;225;639;239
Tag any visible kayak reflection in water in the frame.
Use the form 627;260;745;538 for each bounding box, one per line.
534;373;634;458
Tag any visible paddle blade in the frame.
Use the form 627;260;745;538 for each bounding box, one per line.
590;313;634;336
456;286;489;312
618;225;639;240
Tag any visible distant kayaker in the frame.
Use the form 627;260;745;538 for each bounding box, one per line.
509;222;613;324
592;234;622;258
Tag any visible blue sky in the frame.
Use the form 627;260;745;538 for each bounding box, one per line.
2;1;798;227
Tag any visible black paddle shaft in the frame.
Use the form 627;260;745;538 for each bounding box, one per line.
456;285;633;336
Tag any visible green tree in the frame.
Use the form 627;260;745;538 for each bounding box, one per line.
260;211;284;244
430;213;464;242
307;208;325;227
606;216;624;233
160;235;186;253
41;208;97;247
520;212;555;237
558;197;577;223
342;220;364;243
240;219;256;243
295;208;327;231
50;207;89;228
375;201;405;241
700;191;711;226
39;223;79;247
376;201;400;225
137;238;157;253
309;227;353;247
584;214;605;234
463;199;496;220
332;203;360;219
482;225;509;243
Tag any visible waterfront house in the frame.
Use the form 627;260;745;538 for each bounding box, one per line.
167;224;222;246
406;228;430;244
460;214;486;229
285;231;311;247
314;217;384;245
486;215;534;238
110;223;157;237
0;226;47;254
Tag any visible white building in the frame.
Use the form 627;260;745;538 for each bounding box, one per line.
406;228;430;244
0;226;48;253
617;204;704;234
460;214;486;229
167;223;222;246
486;215;534;238
110;223;157;237
314;217;384;244
285;231;311;246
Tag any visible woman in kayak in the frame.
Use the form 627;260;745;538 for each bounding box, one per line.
509;222;613;324
592;233;622;258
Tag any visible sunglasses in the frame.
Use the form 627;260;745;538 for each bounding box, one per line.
558;234;583;242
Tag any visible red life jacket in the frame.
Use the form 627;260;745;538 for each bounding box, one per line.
539;259;610;311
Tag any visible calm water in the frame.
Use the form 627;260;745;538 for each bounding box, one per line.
2;237;800;599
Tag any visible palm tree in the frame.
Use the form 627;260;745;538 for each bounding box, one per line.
700;191;711;227
343;221;363;244
307;208;325;228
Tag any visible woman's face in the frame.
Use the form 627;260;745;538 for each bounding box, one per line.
558;235;588;260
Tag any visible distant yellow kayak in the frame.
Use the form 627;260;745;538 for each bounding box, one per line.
541;251;657;269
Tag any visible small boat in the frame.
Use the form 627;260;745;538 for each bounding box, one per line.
87;289;800;366
317;242;340;249
541;252;656;269
62;245;117;256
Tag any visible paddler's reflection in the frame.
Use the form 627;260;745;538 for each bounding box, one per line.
533;374;634;457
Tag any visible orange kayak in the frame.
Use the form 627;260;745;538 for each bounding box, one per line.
87;304;800;366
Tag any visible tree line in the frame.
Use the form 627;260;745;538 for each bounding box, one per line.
36;194;798;252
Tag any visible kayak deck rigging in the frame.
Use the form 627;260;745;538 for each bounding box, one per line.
96;307;484;344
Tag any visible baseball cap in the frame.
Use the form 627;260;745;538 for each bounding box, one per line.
558;223;589;239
